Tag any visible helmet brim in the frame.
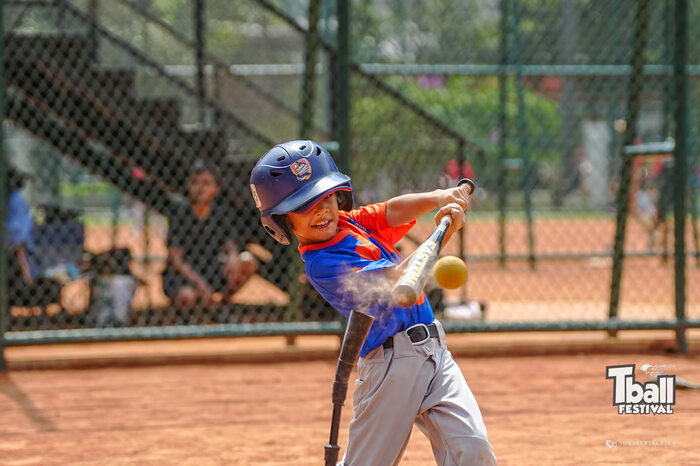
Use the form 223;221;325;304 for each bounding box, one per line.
292;186;352;214
267;172;352;215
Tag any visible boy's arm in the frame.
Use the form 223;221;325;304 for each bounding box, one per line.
385;185;471;227
385;202;467;284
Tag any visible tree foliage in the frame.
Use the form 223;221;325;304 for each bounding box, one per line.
353;75;562;185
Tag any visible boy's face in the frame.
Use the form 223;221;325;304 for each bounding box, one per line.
188;171;219;205
287;193;340;245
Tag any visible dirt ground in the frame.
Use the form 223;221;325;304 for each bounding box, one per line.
2;350;699;465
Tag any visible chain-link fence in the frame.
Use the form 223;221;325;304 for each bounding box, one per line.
3;0;289;333
347;0;700;331
1;0;699;354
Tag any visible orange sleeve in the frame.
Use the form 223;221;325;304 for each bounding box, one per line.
345;201;415;246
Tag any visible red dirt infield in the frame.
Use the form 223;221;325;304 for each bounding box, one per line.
3;211;698;464
2;345;699;465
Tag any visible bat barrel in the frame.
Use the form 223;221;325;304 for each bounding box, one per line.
392;284;418;308
390;178;476;308
391;216;451;307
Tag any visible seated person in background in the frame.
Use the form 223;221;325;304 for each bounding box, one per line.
5;167;38;303
163;163;258;310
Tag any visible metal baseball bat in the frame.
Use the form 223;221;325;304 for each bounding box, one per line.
324;310;375;466
391;178;475;308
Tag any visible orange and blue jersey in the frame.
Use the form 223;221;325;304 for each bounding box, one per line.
299;202;435;356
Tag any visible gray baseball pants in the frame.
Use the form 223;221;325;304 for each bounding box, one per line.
339;320;497;466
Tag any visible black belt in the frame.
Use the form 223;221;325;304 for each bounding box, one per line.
383;323;439;349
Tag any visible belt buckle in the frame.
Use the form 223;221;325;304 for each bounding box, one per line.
406;323;430;345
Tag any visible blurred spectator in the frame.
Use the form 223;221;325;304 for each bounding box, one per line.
417;74;446;89
633;176;659;246
439;158;475;188
628;157;655;243
629;157;676;249
162;163;258;310
651;158;675;251
89;248;136;327
566;147;586;196
5;167;38;301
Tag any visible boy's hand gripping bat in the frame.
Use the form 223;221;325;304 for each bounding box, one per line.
391;178;475;308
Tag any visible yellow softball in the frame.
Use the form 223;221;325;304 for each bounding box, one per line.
433;256;468;289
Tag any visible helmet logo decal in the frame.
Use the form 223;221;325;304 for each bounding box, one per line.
250;184;262;209
290;158;312;181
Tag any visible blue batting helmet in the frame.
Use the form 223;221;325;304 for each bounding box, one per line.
250;140;353;245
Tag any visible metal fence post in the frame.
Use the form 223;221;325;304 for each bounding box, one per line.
557;0;579;208
497;0;509;267
193;0;206;126
87;0;99;62
512;0;535;269
0;0;7;372
300;0;321;138
608;0;650;334
672;0;688;353
320;0;334;136
662;0;674;139
334;0;351;175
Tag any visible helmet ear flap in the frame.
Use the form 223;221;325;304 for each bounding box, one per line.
261;214;292;245
337;189;354;211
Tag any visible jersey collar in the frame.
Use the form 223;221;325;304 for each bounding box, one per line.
298;230;350;255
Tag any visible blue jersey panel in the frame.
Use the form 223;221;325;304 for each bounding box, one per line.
300;202;434;356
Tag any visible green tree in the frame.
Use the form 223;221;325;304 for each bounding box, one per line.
352;75;561;188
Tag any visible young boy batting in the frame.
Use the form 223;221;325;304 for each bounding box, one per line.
250;141;497;465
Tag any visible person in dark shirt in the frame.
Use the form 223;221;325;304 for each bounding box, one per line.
163;164;258;309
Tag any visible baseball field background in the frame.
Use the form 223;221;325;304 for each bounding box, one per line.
1;0;699;464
